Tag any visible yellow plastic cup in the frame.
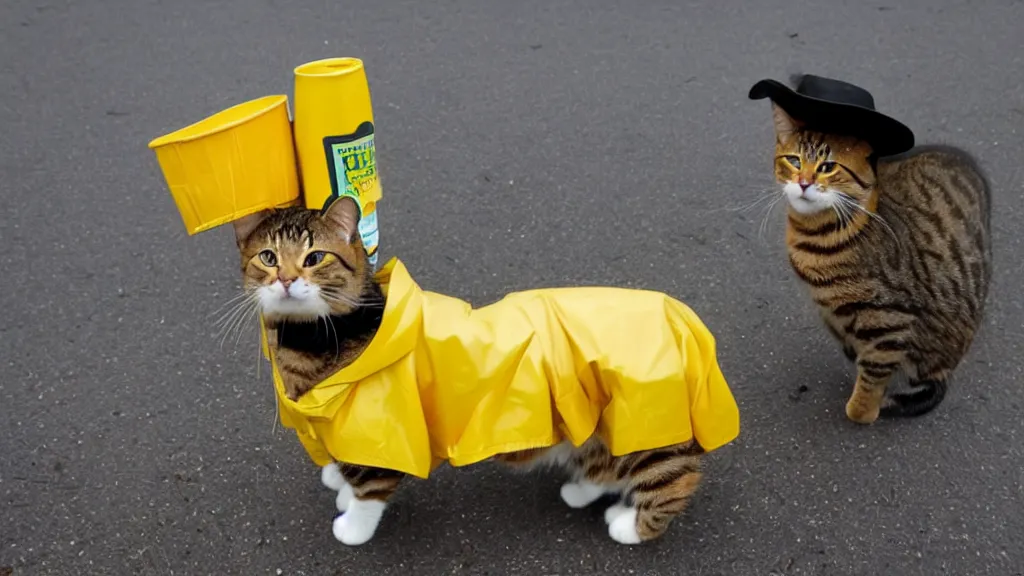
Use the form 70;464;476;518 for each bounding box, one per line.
294;58;382;265
148;95;301;235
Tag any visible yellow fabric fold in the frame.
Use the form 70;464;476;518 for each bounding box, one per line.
267;258;740;479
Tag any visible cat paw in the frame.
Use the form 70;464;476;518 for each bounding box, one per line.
559;481;607;509
332;499;386;546
607;507;641;545
321;463;346;491
335;483;354;512
332;513;374;546
845;397;880;424
603;503;632;525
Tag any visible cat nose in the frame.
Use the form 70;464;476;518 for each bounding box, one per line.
279;276;295;290
798;179;811;191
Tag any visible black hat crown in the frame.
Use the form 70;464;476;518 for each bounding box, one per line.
793;75;876;110
748;73;915;156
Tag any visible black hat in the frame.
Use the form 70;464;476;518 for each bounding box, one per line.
748;74;914;157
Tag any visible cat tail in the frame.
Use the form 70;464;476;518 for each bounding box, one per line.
880;380;948;418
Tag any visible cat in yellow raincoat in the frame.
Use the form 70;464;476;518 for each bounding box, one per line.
230;197;740;546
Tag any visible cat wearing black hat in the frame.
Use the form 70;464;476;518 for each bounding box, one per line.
749;74;991;424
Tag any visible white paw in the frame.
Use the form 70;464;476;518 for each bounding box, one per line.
607;506;641;545
335;483;354;512
331;499;386;546
560;481;608;509
321;463;345;491
603;503;632;525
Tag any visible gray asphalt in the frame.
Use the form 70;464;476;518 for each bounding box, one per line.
2;0;1023;574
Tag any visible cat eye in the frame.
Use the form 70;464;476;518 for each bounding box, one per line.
817;162;838;174
303;251;328;267
783;155;801;169
258;250;277;267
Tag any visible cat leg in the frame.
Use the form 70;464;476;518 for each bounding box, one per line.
496;445;613;507
846;353;900;424
321;462;346;491
823;318;856;362
333;497;387;546
335;483;355;512
331;464;404;546
596;444;702;545
603;500;636;540
560;480;615;509
320;462;355;511
608;455;702;545
843;306;915;423
556;438;622;510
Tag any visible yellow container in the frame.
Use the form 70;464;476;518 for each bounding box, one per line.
294;57;382;265
148;95;301;235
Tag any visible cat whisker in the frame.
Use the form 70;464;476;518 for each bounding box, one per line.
319;290;383;310
210;290;255;315
720;189;781;214
757;192;786;240
218;297;260;350
214;296;258;334
215;302;253;344
832;198;854;229
214;309;254;343
319;313;342;361
327;295;384;307
317;315;328;357
320;297;364;312
841;203;855;228
321;286;385;305
234;304;261;348
219;309;249;349
840;195;901;247
255;325;263;381
212;291;260;326
212;298;252;327
830;204;842;226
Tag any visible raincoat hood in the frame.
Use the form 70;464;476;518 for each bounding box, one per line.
265;258;740;479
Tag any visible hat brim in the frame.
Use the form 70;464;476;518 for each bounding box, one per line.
748;79;914;157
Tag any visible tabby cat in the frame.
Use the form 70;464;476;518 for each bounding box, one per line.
765;104;991;424
232;197;704;546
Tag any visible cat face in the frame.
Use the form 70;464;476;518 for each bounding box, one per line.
770;104;877;216
232;197;369;324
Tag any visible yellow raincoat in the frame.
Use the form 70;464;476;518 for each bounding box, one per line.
265;258;740;479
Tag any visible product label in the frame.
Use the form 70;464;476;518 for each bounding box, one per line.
359;209;379;268
323;121;381;267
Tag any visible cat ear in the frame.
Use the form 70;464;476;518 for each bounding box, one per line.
233;210;270;247
322;196;361;243
771;103;803;141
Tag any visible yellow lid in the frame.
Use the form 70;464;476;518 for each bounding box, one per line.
149;95;301;235
294;57;366;78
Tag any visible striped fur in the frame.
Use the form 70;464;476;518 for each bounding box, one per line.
497;437;704;542
769;105;992;423
337;463;405;502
